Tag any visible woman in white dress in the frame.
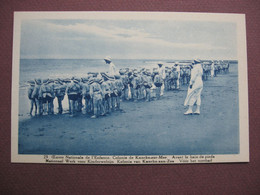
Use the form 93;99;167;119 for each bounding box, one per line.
184;59;203;115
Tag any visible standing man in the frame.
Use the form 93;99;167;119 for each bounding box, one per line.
104;56;117;76
210;60;215;77
184;59;203;115
158;62;166;96
174;62;181;89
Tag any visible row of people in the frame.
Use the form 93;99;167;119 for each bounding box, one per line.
27;60;230;118
27;69;164;118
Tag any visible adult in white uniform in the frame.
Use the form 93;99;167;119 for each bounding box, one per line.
158;62;166;96
184;59;203;115
175;63;181;89
104;56;117;77
210;60;215;77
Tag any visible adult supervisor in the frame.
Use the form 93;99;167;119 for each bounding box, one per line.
184;59;203;115
174;62;181;89
104;56;117;76
158;62;166;96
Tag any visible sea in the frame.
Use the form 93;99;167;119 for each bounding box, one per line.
19;59;173;89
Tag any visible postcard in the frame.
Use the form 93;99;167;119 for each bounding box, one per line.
11;11;249;164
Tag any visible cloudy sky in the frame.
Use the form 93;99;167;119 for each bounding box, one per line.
20;19;237;60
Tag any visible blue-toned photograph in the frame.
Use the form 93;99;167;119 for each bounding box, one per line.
17;16;240;156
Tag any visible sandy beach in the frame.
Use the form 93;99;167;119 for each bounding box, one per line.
18;64;239;155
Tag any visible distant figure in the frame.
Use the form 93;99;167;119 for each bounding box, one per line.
184;59;203;115
174;63;181;89
210;61;215;77
158;62;166;96
104;56;116;76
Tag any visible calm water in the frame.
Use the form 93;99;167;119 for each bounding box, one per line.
19;59;169;89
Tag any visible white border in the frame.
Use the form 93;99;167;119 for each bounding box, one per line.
11;11;249;164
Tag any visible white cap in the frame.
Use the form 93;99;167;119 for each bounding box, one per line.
194;59;201;63
104;56;112;62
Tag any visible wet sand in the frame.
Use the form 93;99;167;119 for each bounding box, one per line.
18;65;239;155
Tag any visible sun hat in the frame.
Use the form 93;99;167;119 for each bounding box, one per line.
194;59;201;63
104;56;112;62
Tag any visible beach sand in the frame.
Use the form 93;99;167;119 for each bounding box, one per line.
18;64;239;155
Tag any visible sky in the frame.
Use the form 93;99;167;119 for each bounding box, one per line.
20;19;237;60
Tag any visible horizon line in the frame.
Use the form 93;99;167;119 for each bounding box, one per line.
20;58;238;61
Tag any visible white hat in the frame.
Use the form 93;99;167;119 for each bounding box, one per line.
194;59;201;63
104;56;112;62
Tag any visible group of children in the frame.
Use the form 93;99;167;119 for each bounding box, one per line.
26;60;229;118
